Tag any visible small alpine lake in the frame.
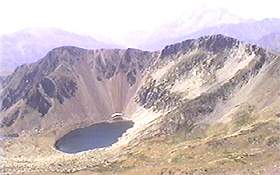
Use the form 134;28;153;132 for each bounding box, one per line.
55;121;134;153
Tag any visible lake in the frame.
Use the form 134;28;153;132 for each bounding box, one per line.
55;121;134;153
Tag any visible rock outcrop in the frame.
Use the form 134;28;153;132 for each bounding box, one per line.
2;34;280;175
1;34;280;141
0;47;158;135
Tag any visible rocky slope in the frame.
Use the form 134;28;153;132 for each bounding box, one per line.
1;34;280;174
0;47;158;136
136;34;277;136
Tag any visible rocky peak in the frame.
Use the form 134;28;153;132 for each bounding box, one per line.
93;48;158;84
197;34;240;52
160;34;240;58
1;34;277;137
0;46;159;132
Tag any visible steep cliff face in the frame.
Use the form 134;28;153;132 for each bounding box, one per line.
2;35;280;175
1;34;280;141
135;34;279;138
0;47;158;135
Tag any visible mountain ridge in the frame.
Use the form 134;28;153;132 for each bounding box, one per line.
1;34;280;175
138;8;243;50
0;28;119;75
0;34;277;135
139;18;280;51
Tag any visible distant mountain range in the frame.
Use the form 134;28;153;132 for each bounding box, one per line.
138;10;280;51
188;18;280;45
1;9;280;76
0;28;119;75
138;8;243;50
257;32;280;52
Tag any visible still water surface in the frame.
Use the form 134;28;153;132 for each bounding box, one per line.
55;121;133;153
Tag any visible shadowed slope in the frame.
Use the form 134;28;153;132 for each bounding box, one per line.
1;35;280;174
0;47;158;135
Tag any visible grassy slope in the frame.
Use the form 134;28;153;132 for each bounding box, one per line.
4;105;278;175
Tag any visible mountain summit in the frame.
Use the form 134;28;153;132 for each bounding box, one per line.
138;8;243;50
1;35;280;174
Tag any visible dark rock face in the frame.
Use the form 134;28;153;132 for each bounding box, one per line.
1;89;16;111
1;67;39;111
127;70;137;86
136;80;181;111
0;46;157;128
94;48;157;86
56;78;78;104
40;78;56;97
198;34;239;53
0;110;20;127
26;89;51;116
136;35;270;136
0;48;81;117
95;56;117;79
0;34;275;136
160;34;238;59
136;36;238;113
160;39;195;58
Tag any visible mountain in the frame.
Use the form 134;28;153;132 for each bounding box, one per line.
189;18;280;42
138;8;243;50
0;47;158;135
257;32;280;52
140;18;280;51
1;35;280;174
0;28;118;75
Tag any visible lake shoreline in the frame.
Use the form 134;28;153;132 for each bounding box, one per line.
54;120;134;154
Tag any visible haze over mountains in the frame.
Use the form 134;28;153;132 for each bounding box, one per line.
1;8;280;77
189;18;280;46
138;8;243;50
257;32;280;52
0;28;118;75
0;9;280;65
139;17;280;51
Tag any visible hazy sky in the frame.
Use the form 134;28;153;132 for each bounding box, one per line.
1;0;279;44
